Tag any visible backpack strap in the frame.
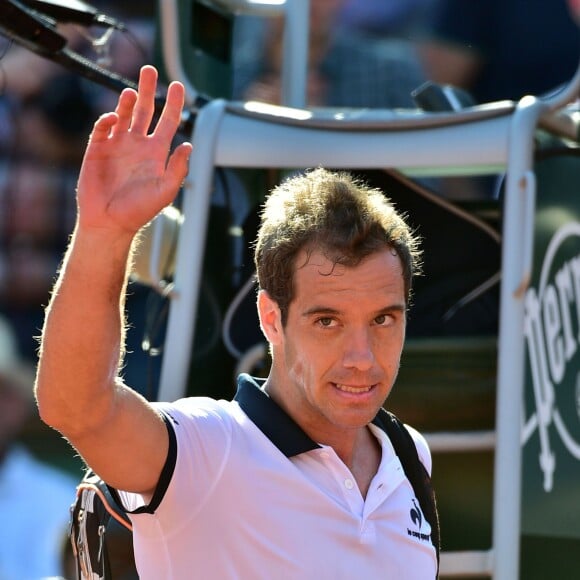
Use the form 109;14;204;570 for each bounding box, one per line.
71;469;138;579
76;471;133;532
373;409;440;569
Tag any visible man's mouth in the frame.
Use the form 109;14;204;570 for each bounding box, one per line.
334;383;375;393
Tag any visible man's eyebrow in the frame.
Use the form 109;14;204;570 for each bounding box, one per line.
302;306;341;317
378;303;407;314
370;304;407;319
302;303;406;318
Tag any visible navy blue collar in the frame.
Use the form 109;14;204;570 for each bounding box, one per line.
234;374;321;457
234;373;388;457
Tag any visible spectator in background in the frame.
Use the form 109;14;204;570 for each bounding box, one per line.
233;0;435;109
0;14;164;397
419;0;580;105
417;0;579;202
0;314;77;579
336;0;436;38
0;57;92;359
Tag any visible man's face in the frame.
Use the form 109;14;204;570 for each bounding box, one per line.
262;247;407;443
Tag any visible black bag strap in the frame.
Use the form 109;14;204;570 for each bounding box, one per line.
71;469;137;579
373;408;440;570
76;470;133;530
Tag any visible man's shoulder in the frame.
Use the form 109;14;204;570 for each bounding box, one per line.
152;395;245;433
154;394;236;412
403;423;432;476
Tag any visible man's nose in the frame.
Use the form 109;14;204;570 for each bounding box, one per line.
342;328;375;371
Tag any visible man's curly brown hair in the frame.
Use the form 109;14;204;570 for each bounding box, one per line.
254;168;422;325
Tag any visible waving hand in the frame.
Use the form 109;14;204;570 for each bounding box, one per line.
77;65;192;235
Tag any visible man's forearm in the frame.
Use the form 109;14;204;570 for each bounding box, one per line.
35;223;136;438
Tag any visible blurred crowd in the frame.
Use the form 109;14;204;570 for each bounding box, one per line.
233;0;579;108
0;0;577;577
232;0;435;108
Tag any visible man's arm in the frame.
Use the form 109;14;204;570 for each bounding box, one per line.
35;65;192;495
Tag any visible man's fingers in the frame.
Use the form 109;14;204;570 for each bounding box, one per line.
112;89;138;135
89;113;118;143
152;80;186;148
130;65;158;135
164;142;193;196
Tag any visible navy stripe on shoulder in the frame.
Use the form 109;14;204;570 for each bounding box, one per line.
130;411;178;515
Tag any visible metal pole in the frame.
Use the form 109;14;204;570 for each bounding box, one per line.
281;0;309;108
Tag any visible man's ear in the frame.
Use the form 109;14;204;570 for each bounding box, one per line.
257;290;283;345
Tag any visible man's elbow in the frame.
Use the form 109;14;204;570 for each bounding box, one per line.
34;377;66;432
34;375;96;438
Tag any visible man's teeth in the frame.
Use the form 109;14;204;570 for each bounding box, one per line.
335;384;373;393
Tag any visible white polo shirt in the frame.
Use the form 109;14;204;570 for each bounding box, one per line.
117;375;437;579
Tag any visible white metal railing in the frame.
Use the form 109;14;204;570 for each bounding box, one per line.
440;550;494;578
425;431;496;453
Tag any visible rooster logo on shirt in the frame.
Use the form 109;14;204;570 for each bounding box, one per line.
410;498;423;530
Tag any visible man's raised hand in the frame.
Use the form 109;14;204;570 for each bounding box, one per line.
77;65;192;236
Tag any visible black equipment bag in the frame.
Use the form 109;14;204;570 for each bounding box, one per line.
70;469;138;579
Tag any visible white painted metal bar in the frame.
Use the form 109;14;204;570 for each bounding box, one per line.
213;107;512;172
425;431;496;453
440;550;494;578
220;0;286;16
491;95;548;580
281;0;309;108
159;100;228;402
